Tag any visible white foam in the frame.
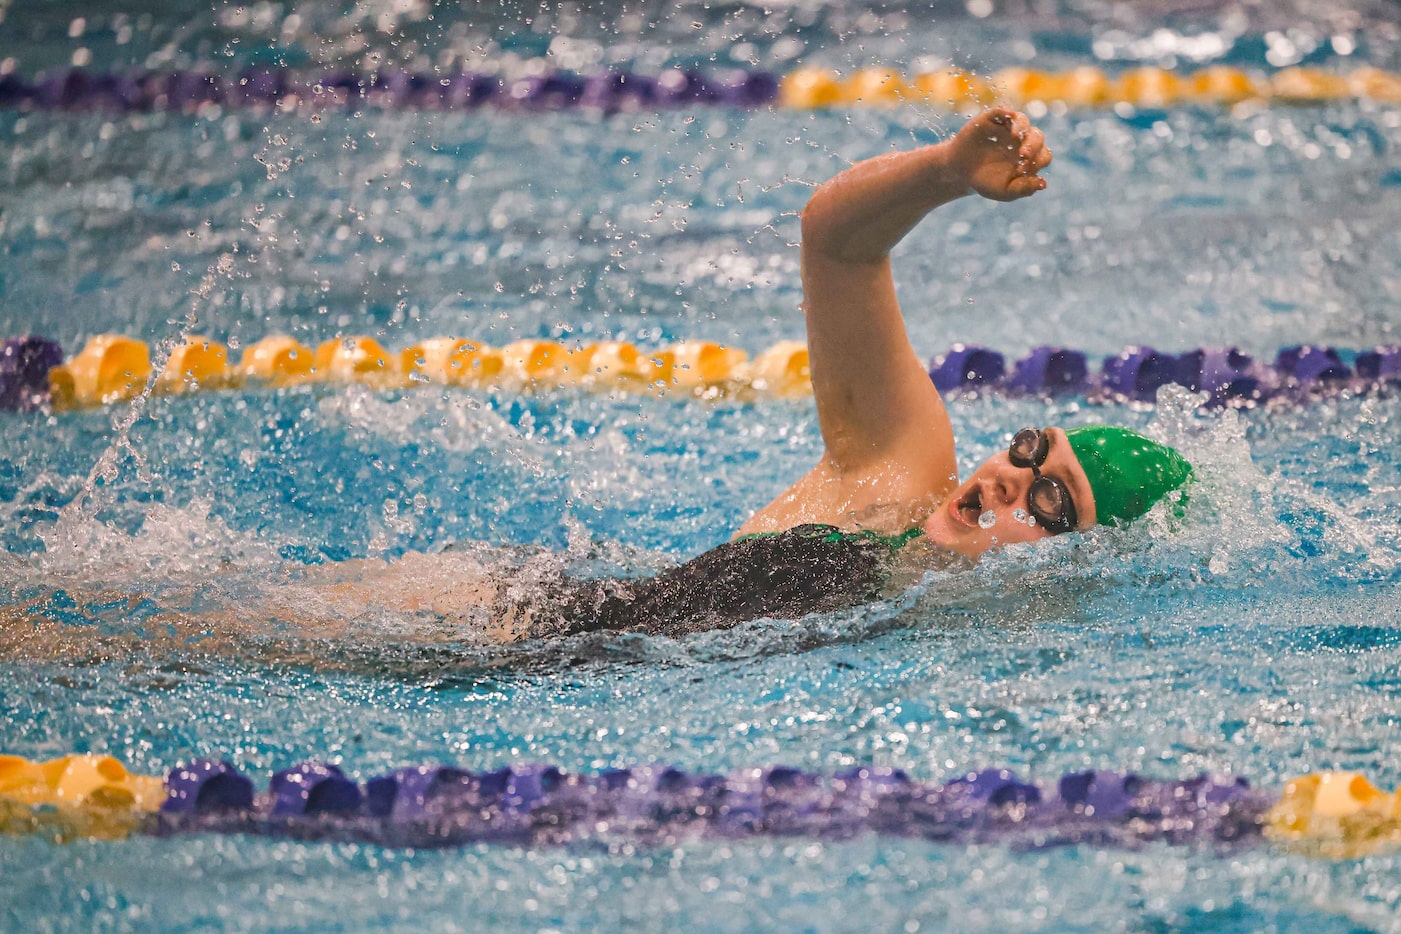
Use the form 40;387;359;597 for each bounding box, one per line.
31;496;287;588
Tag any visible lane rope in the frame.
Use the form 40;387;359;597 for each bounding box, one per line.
4;334;1399;411
1;64;1398;115
1;752;1395;857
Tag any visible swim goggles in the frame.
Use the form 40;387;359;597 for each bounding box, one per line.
1008;427;1079;535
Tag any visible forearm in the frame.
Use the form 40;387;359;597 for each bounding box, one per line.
786;109;1047;477
801;142;971;265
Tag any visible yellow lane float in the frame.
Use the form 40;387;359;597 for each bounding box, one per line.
778;67;843;109
47;334;153;408
1188;66;1263;104
1057;66;1116;107
156;336;232;394
314;336;405;388
779;64;1396;110
240;335;315;386
1114;67;1184;108
499;339;574;385
653;340;749;390
1271;67;1354;103
838;68;910;106
402;337;504;387
1348;67;1401;103
573;340;651;386
0;754;165;842
1267;771;1401;858
911;69;995;110
739;340;811;397
35;333;807;408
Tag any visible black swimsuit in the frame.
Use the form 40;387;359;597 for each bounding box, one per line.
509;524;924;640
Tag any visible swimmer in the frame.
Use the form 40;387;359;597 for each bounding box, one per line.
299;107;1193;645
2;109;1193;659
733;106;1189;555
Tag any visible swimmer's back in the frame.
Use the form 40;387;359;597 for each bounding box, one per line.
514;524;926;639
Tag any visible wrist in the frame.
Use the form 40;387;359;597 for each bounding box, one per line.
918;140;976;205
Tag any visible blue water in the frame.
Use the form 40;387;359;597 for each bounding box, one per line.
4;1;1401;931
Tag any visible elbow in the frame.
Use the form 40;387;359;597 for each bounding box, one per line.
798;199;829;255
800;180;861;263
799;185;831;243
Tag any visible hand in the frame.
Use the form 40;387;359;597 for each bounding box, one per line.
951;108;1052;202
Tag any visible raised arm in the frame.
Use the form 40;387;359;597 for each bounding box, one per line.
801;109;1051;483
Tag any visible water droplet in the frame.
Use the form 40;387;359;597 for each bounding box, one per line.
978;510;996;529
1013;508;1036;526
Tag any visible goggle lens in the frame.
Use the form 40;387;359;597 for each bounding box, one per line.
1009;427;1078;534
1008;427;1048;469
1028;477;1074;533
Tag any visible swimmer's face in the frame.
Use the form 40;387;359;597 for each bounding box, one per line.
923;426;1098;559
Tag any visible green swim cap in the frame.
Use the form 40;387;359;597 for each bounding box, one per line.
1065;425;1193;526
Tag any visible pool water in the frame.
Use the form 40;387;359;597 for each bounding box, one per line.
4;0;1401;930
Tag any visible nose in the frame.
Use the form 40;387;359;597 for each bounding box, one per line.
988;456;1032;506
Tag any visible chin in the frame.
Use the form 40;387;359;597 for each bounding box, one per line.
922;512;993;560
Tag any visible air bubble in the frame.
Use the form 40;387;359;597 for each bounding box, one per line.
978;510;997;529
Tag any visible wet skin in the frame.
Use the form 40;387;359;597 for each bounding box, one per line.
739;108;1059;544
923;427;1098;559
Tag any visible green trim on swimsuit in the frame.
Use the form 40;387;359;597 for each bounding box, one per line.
736;524;925;551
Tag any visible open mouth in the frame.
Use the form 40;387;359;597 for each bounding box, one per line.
953;485;983;527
